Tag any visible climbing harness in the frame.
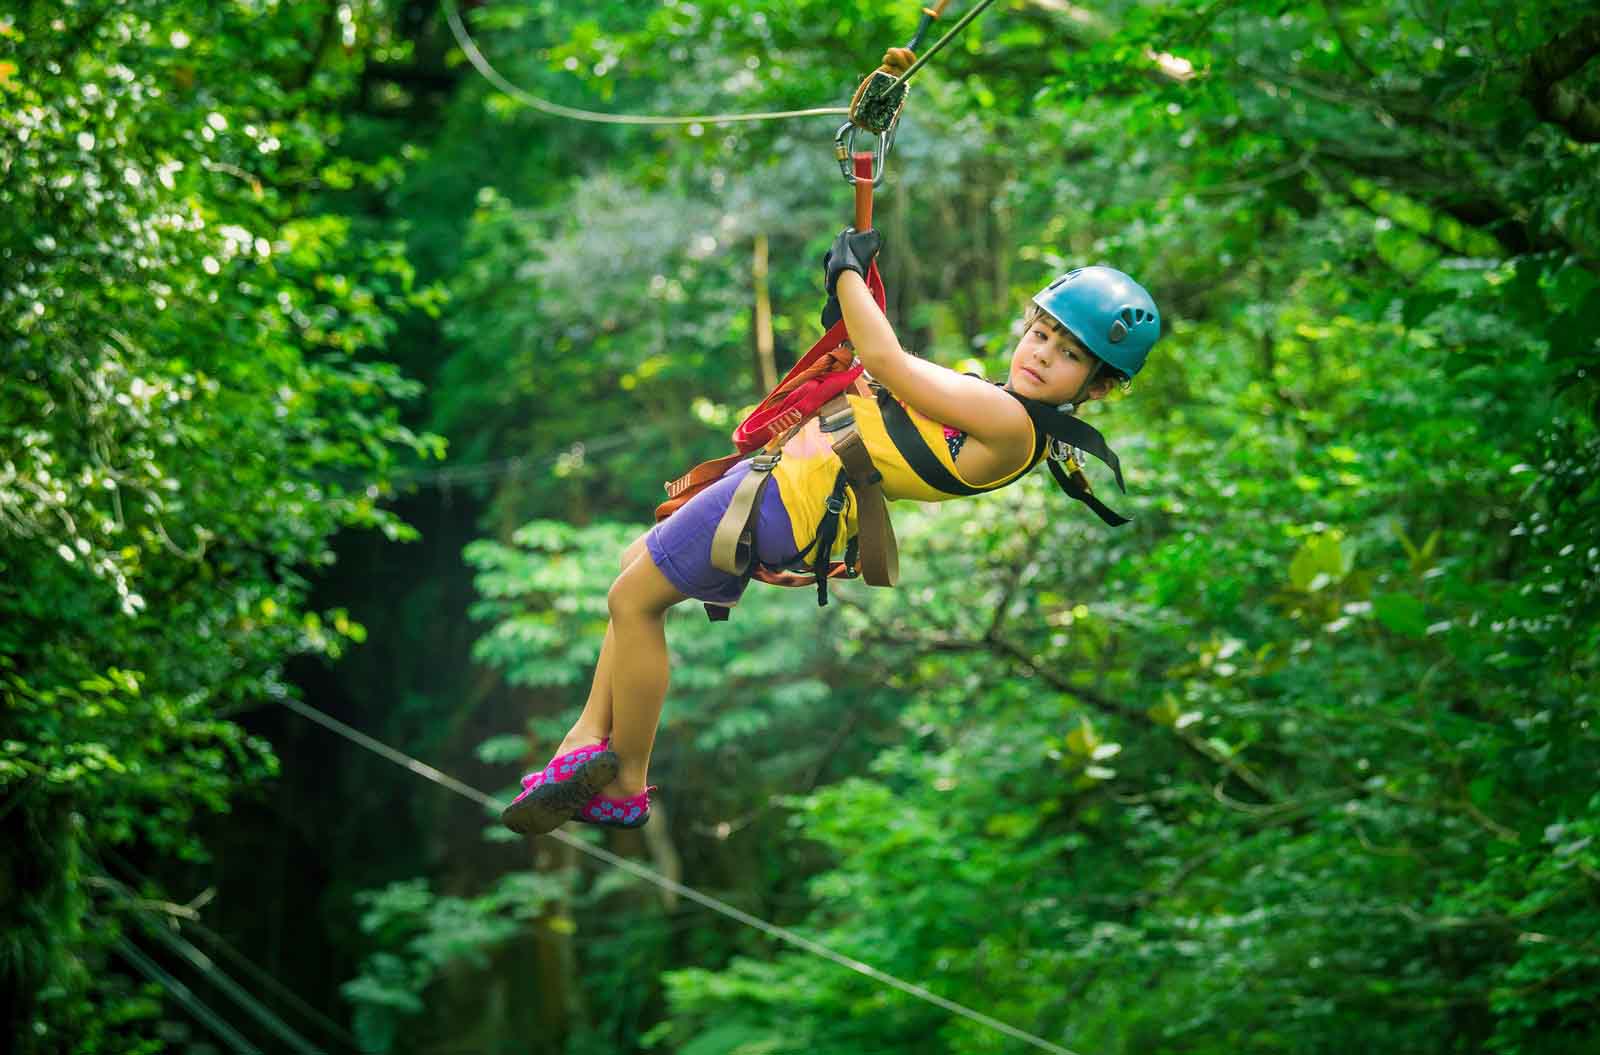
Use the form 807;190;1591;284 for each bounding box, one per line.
659;152;899;620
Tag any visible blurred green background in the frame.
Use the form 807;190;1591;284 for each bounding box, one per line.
4;1;1598;1052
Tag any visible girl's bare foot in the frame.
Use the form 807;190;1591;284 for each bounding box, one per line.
597;777;649;800
553;731;607;757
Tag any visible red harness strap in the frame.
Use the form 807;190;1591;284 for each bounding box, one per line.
730;263;883;452
656;151;886;523
657;153;900;620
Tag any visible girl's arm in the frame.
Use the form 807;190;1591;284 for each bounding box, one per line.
836;270;1034;453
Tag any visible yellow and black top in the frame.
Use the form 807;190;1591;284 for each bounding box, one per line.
769;386;1050;565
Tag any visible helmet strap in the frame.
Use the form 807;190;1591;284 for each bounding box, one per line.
1063;360;1104;411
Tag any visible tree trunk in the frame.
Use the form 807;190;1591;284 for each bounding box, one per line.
752;234;777;395
531;837;583;1042
641;797;682;912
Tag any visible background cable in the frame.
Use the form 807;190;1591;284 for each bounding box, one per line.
279;695;1089;1055
442;0;848;126
111;878;335;1055
92;846;365;1054
183;917;366;1052
109;933;264;1055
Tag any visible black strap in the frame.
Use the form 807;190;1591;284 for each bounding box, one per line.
1010;394;1130;526
877;388;1046;496
1046;458;1131;527
879;383;1132;527
810;469;851;607
1008;396;1126;494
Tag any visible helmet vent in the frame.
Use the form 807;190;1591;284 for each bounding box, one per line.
1108;318;1128;343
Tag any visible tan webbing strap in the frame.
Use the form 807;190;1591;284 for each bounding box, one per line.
818;397;899;588
708;400;899;587
710;453;780;575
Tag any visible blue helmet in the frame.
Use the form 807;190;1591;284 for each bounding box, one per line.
1032;266;1161;379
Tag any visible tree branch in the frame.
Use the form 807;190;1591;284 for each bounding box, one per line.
850;621;1282;804
1522;11;1600;143
1309;161;1471;260
1311;145;1541;256
1319;0;1379;83
293;2;342;93
1528;81;1600;144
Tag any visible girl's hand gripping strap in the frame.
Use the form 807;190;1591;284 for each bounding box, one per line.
732;152;882;454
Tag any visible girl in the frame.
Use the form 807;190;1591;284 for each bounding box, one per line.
503;228;1161;834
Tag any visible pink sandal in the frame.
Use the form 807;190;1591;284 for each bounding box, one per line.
501;740;618;836
575;785;656;829
514;739;610;795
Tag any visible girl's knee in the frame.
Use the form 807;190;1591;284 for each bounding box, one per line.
604;576;649;627
608;549;685;620
607;574;646;621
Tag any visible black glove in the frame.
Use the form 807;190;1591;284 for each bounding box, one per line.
822;226;882;297
821;292;843;331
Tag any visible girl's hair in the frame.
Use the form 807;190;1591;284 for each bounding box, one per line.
1020;303;1130;384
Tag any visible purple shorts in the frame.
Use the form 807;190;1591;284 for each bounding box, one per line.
647;458;801;606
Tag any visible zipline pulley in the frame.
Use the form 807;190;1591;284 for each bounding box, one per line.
836;2;952;184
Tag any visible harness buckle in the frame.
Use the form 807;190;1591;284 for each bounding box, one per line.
819;407;856;433
824;495;846;515
1049;439;1084;472
750;452;782;472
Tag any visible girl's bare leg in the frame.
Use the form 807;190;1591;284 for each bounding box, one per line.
554;532;652;756
552;624;617;755
599;547;686;797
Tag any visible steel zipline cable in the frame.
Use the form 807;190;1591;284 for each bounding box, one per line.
886;0;1001;90
440;0;999;128
441;0;847;126
279;695;1090;1055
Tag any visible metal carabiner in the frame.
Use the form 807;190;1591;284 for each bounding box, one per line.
834;121;896;185
1050;439;1086;475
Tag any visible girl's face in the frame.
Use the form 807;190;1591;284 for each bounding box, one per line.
1007;312;1115;406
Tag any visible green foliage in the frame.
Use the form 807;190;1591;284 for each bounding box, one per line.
9;0;1600;1052
1;0;438;1048
433;0;1600;1051
341;872;570;1053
